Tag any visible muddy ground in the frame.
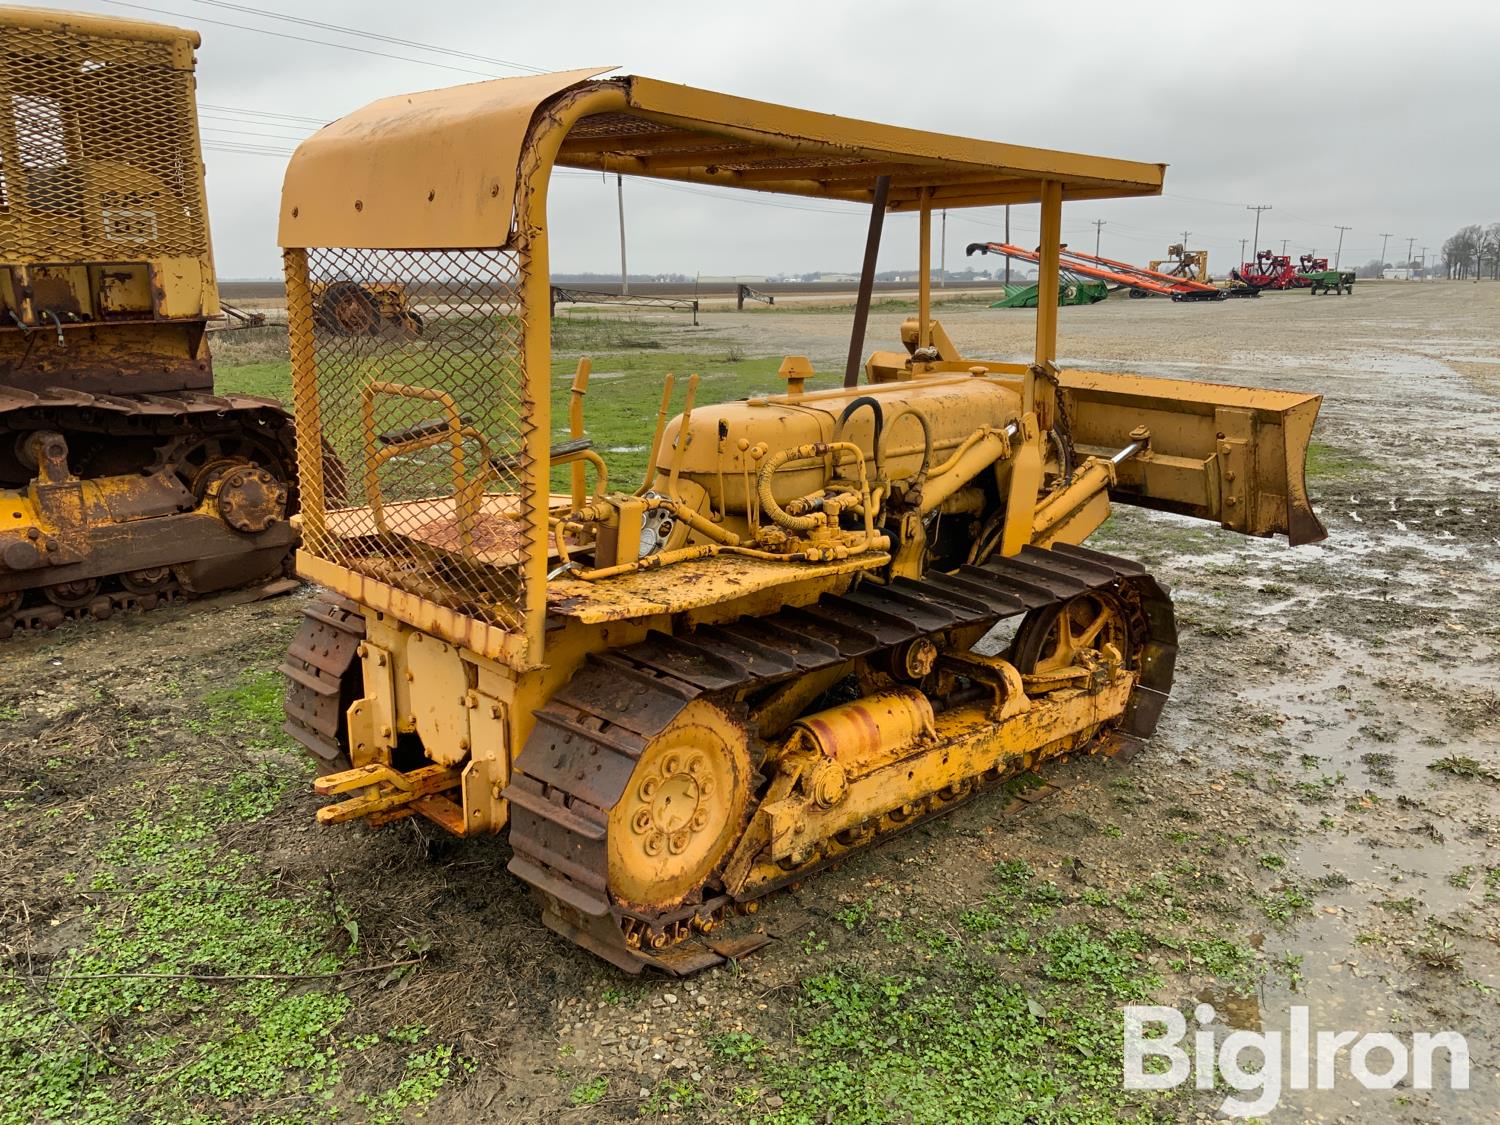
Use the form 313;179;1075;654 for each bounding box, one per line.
2;282;1496;1123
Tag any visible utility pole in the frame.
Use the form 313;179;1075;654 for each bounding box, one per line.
1239;237;1248;265
1246;204;1271;263
1004;205;1011;286
1180;229;1191;248
1378;232;1393;273
1280;239;1288;256
616;174;628;295
1420;245;1429;280
1405;237;1416;269
1333;224;1352;269
940;209;947;288
1092;218;1107;258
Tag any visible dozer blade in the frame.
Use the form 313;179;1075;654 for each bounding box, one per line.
1061;369;1327;545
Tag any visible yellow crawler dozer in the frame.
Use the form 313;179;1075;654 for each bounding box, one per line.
0;8;300;637
279;71;1325;973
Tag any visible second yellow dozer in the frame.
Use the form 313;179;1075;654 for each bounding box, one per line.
279;71;1326;973
0;9;302;638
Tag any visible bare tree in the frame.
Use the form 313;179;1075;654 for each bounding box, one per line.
1443;225;1483;279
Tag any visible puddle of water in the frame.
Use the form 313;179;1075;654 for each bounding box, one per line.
1196;985;1263;1032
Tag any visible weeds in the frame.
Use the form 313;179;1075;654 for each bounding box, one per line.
833;899;873;931
1261;888;1312;925
1429;755;1498;782
0;757;462;1120
569;1074;609;1106
1413;926;1462;972
708;1031;766;1064
641;1079;700;1115
1304;440;1378;480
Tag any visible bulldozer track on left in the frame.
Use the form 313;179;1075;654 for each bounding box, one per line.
281;597;367;768
505;544;1176;975
0;389;300;640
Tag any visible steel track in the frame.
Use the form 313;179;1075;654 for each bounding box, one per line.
0;388;298;638
506;544;1177;974
281;545;1177;975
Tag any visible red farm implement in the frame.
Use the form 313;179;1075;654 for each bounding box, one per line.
1231;251;1304;290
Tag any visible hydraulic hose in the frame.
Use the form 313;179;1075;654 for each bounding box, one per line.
833;396;884;475
757;441;868;532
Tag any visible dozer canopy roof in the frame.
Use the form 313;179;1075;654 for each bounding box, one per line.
279;71;1165;249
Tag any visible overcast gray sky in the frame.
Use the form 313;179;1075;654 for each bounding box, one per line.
47;0;1499;278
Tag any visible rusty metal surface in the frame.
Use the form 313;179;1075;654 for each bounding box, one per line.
281;595;365;765
546;552;888;624
279;68;612;250
0;390;299;636
504;545;1176;974
0;325;215;396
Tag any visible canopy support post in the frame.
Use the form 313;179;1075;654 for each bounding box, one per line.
1028;179;1064;426
918;189;932;349
843;174;890;387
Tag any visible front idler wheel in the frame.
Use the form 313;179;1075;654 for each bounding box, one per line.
606;699;753;916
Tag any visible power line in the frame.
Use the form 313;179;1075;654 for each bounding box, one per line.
97;1;507;79
202;142;296;157
201;125;312;142
199;102;327;125
181;0;550;73
199;113;312;134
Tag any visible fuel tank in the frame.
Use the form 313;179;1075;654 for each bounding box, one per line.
651;369;1025;515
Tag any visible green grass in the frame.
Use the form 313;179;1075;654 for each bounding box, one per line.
212;315;791;498
1304;439;1378;481
0;674;464;1122
213;360;291;403
547;349;785;491
200;668;294;746
745;855;1264;1124
0;776;354;1120
767;292;998;316
760;930;1172;1125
